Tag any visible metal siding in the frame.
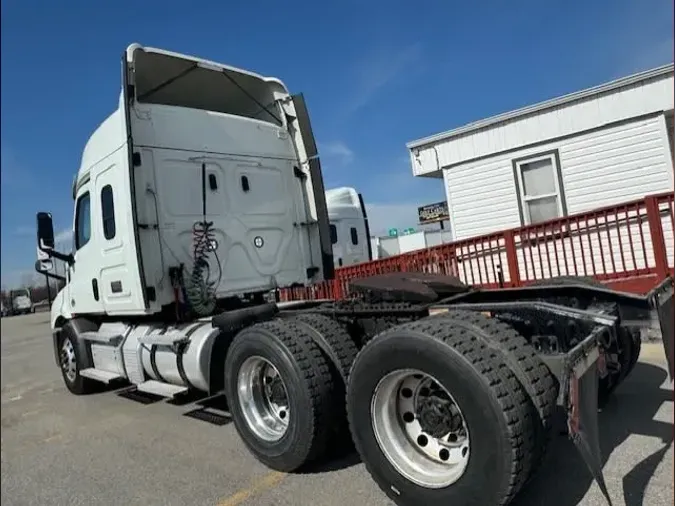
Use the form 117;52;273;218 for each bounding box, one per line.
561;116;672;212
444;116;673;244
416;74;675;175
444;157;521;240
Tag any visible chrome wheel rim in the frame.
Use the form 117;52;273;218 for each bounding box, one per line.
237;356;290;442
60;338;77;383
371;369;470;489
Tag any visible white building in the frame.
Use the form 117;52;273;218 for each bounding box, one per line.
407;64;675;242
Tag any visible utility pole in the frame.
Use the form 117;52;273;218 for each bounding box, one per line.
45;275;52;305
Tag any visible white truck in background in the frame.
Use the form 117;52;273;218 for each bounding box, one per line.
9;289;34;316
34;44;674;506
325;186;372;268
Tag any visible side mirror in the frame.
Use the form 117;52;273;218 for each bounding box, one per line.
37;212;55;250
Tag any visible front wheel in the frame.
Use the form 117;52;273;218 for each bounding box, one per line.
224;320;337;472
58;324;98;395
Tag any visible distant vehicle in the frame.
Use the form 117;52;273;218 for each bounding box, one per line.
9;289;34;315
325;187;372;268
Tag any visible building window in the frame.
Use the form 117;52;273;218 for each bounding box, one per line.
101;185;116;240
75;191;91;250
350;227;359;245
512;150;567;225
329;224;338;244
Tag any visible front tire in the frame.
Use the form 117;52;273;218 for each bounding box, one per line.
224;320;336;472
58;324;98;395
347;317;536;506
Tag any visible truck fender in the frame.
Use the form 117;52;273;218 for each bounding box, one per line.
55;318;98;370
207;303;280;395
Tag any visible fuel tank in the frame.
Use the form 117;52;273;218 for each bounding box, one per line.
122;321;221;392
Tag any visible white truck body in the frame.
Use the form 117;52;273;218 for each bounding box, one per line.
325;187;372;268
49;44;333;326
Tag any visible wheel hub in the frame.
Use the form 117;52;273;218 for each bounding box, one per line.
416;394;462;438
268;378;288;406
371;369;471;489
60;338;77;383
237;356;290;442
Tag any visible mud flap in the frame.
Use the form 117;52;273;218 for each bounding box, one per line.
567;346;613;506
652;278;674;380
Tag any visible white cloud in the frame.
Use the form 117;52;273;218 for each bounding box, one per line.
344;42;423;115
320;141;354;165
54;228;72;245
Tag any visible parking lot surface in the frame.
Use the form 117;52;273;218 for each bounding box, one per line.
1;312;673;506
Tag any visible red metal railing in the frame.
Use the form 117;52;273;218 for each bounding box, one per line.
280;192;675;301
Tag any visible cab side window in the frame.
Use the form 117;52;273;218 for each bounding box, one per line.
101;185;116;240
350;227;359;245
75;191;91;250
330;224;338;245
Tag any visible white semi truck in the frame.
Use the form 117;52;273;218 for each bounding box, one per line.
36;44;674;506
326;186;372;268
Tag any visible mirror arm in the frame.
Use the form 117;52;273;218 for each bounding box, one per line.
36;268;66;283
39;243;74;265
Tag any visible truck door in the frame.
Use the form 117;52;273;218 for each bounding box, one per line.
68;181;105;314
94;162;145;313
330;222;344;268
345;219;365;265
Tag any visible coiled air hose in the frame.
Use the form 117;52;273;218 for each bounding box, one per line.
185;163;219;316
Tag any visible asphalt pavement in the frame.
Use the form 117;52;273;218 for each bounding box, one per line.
1;312;673;506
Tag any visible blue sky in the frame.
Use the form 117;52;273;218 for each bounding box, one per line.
1;0;673;288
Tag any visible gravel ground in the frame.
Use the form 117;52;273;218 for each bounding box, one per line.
1;312;673;506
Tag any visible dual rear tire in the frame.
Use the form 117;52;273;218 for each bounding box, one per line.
225;311;552;506
224;315;357;472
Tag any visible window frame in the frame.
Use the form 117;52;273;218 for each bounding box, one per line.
350;227;359;246
100;184;116;240
74;190;92;250
511;149;567;226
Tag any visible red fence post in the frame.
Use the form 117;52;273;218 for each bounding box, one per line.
503;230;521;287
645;195;669;281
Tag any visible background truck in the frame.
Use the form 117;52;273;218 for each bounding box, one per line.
326;186;372;268
8;289;34;316
35;43;674;506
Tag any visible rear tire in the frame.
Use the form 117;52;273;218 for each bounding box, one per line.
224;320;336;472
292;313;359;454
434;310;557;479
347;316;536;506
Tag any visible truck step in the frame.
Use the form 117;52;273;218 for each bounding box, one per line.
138;332;186;347
136;380;188;399
80;368;124;383
80;331;124;345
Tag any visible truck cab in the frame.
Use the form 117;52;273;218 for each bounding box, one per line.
9;289;33;315
36;44;333;325
325;187;372;268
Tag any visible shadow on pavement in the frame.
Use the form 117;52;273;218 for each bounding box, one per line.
514;361;673;506
305;361;673;503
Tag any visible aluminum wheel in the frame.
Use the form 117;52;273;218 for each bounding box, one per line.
371;369;470;489
237;356;290;442
60;338;77;383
